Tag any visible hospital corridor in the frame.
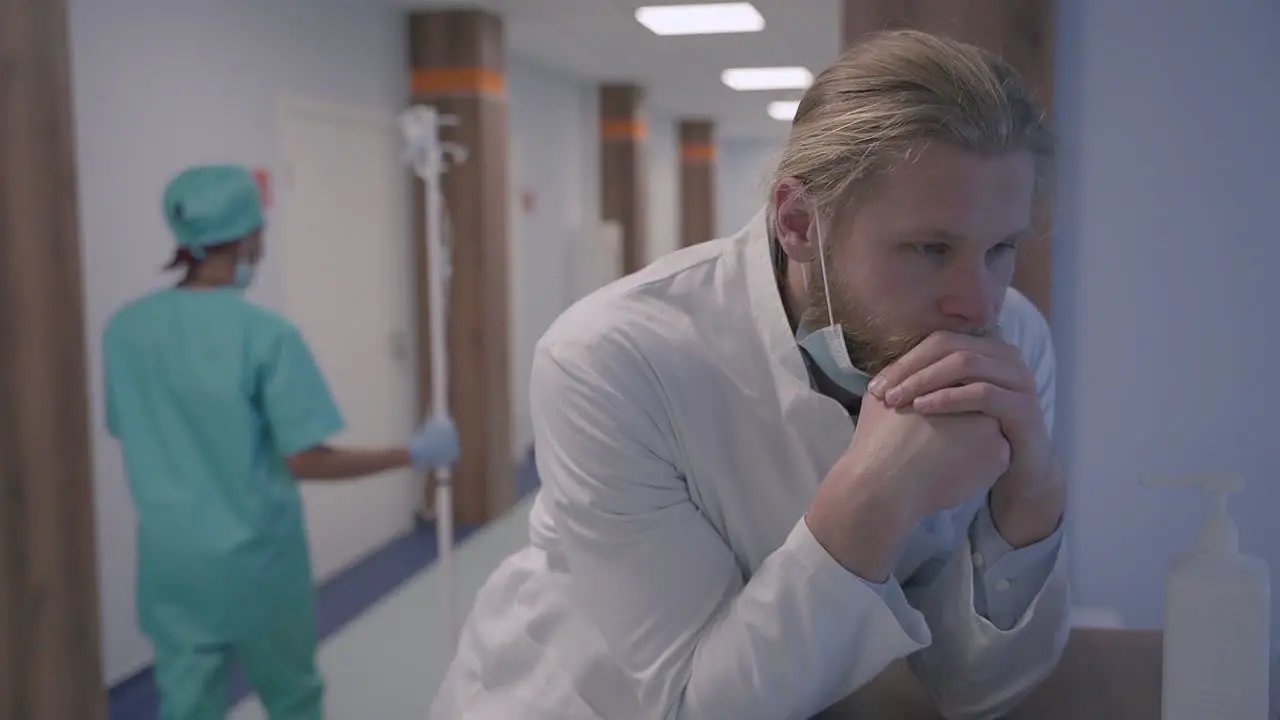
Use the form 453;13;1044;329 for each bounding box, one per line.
3;0;1279;719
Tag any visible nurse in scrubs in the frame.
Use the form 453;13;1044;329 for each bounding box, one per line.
103;164;459;720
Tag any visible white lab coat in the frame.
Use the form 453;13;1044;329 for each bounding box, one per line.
430;212;1071;720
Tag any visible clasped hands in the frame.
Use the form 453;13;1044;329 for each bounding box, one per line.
862;331;1064;548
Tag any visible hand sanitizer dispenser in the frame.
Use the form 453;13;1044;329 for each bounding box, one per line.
1145;475;1271;719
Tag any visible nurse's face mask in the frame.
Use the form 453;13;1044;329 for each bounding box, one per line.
231;231;264;290
232;261;256;289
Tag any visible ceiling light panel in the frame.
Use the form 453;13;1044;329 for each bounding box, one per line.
635;3;765;36
722;66;813;91
768;100;800;121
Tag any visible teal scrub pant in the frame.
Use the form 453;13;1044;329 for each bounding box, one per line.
149;611;323;720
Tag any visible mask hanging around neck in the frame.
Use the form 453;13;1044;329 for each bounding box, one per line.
793;218;873;397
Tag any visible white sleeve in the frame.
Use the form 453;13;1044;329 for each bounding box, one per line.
969;498;1065;630
900;304;1072;718
902;533;1071;717
531;342;931;720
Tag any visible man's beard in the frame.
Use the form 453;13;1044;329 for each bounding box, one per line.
801;267;994;376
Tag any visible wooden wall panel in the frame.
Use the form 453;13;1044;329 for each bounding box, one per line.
679;120;717;247
599;85;648;274
0;0;108;716
842;0;1056;320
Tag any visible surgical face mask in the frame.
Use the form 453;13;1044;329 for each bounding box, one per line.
232;261;256;289
794;221;873;396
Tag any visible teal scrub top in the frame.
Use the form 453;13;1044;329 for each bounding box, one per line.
103;287;344;645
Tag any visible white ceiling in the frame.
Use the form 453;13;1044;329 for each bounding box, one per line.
405;0;843;139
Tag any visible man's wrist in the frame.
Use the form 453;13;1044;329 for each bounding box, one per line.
990;459;1066;548
807;467;917;583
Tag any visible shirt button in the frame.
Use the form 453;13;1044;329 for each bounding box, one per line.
971;552;985;569
994;579;1012;592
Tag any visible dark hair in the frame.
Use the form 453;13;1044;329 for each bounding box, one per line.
163;247;199;270
162;238;240;271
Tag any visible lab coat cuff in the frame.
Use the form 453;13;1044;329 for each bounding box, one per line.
970;502;1064;630
907;537;1072;714
790;518;932;646
971;500;1064;579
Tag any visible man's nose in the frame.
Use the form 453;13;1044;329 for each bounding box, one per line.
937;265;999;329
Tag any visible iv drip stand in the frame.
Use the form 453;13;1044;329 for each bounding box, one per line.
400;104;468;653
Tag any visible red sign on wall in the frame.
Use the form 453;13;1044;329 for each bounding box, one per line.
253;168;272;210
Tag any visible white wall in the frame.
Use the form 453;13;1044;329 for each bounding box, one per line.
70;0;407;684
646;111;681;263
1053;0;1280;690
645;114;781;258
505;85;685;463
506;58;600;458
716;136;782;238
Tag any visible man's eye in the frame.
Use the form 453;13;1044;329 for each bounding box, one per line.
989;242;1018;256
916;243;950;257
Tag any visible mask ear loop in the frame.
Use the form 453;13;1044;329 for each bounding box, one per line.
813;215;861;373
813;217;837;329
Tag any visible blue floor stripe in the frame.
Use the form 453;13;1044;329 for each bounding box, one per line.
108;449;540;719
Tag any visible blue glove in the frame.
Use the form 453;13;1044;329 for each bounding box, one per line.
409;417;460;469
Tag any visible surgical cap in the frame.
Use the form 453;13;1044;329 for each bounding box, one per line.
162;165;264;256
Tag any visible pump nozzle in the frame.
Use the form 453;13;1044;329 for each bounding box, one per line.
1141;474;1243;555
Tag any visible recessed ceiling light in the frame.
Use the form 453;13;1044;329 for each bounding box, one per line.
722;67;813;92
768;100;800;121
635;3;765;36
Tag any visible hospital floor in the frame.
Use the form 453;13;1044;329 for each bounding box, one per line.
107;452;541;720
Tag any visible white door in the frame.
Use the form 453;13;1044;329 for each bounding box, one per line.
277;97;419;583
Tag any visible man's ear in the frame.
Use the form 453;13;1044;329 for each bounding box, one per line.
772;179;818;263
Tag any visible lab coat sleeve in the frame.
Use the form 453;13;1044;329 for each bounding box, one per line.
900;300;1072;719
531;342;931;720
969;498;1064;631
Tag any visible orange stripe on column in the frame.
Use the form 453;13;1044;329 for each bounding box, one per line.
680;143;716;162
601;119;647;140
410;67;506;98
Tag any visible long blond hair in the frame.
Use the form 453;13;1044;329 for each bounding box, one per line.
768;29;1054;230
